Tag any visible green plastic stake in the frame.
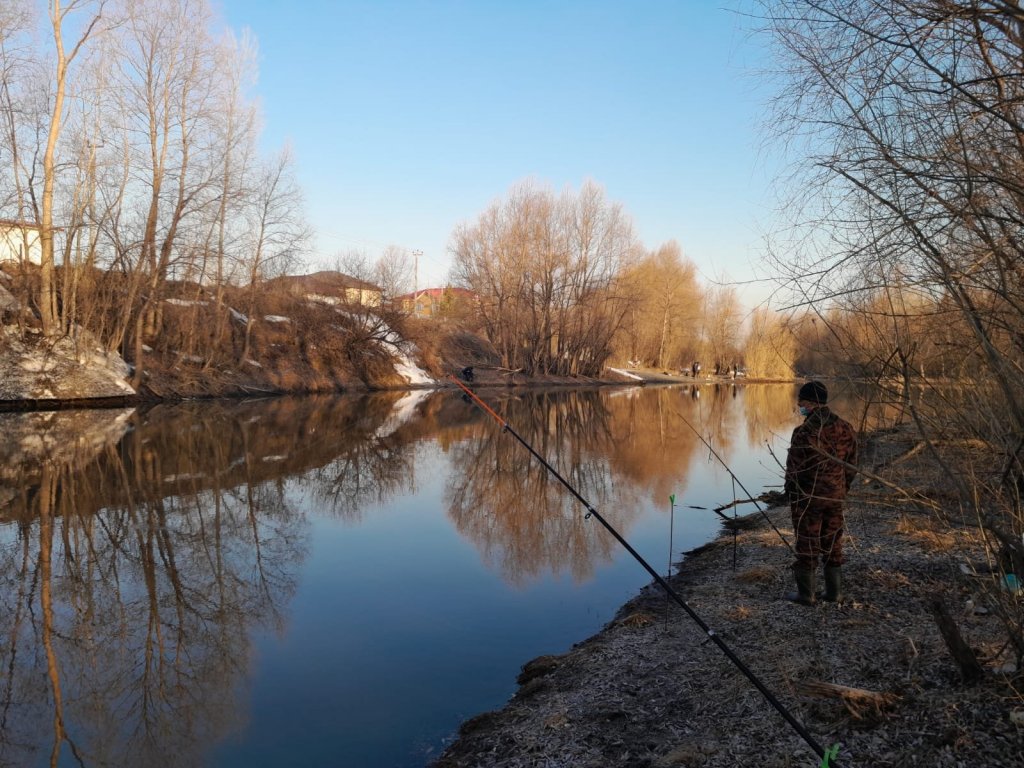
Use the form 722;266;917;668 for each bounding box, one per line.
819;744;840;767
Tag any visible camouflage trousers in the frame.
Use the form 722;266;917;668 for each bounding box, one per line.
791;500;845;569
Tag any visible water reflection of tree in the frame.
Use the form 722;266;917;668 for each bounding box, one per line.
446;388;734;584
0;391;437;766
444;386;804;585
446;390;625;584
740;383;907;454
303;392;425;521
606;385;747;504
740;384;800;448
0;409;306;767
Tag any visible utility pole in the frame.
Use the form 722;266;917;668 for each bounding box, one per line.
412;249;423;316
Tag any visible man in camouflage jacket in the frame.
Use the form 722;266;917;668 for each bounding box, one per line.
784;380;858;605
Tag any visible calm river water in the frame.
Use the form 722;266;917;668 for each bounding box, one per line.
0;382;878;767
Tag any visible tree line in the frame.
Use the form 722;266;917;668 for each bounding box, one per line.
0;0;308;384
450;179;750;378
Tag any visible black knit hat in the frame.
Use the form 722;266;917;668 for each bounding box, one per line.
798;381;828;404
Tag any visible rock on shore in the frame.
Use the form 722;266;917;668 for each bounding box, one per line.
0;326;134;401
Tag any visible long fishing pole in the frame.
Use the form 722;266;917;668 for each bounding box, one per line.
450;376;838;767
666;493;676;628
671;405;796;555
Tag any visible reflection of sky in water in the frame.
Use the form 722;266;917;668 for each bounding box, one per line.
211;386;808;768
222;449;673;767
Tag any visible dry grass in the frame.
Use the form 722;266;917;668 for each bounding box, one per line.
724;605;753;621
893;515;958;552
735;565;775;584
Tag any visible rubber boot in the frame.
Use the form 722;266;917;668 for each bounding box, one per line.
785;568;817;606
822;565;843;603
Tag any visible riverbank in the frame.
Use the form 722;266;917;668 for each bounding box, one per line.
0;325;748;409
433;426;1024;767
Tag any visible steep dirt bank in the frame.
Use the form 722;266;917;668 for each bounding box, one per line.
433;427;1024;768
0;321;650;407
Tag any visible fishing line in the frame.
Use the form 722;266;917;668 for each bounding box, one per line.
450;376;838;767
671;405;796;556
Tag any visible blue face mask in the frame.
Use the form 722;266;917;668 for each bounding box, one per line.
798;405;812;417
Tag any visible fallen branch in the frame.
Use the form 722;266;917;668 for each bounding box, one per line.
796;680;900;719
713;490;788;516
929;598;985;683
870;438;994;476
713;498;760;514
871;440;926;473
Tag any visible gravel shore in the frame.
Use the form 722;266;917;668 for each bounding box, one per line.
433;427;1024;767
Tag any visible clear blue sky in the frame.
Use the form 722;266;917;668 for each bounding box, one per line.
216;0;776;303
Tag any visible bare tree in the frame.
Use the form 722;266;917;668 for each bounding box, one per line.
615;240;703;368
239;147;309;360
0;1;43;326
451;179;639;376
762;0;1024;658
205;29;258;351
100;0;230;384
743;306;796;379
39;0;107;336
703;285;742;374
375;244;414;300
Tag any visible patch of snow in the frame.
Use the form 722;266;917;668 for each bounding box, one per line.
244;359;262;368
307;293;341;306
608;386;646;398
375;389;431;439
81;348;131;378
18;357;57;372
352;315;435;386
19;434;45;452
1;325;135;401
606;367;644;381
262;455;287;462
264;315;290;323
230;308;248;324
163;473;205;482
142;344;153;352
0;284;20;311
165;298;209;306
393;353;434;385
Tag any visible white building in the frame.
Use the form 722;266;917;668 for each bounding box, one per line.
0;220;42;265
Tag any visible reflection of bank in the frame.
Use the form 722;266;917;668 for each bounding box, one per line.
0;408;134;522
0;407;288;765
0;392;440;767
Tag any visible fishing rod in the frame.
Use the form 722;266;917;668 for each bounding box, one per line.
671;405;796;556
450;375;839;768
